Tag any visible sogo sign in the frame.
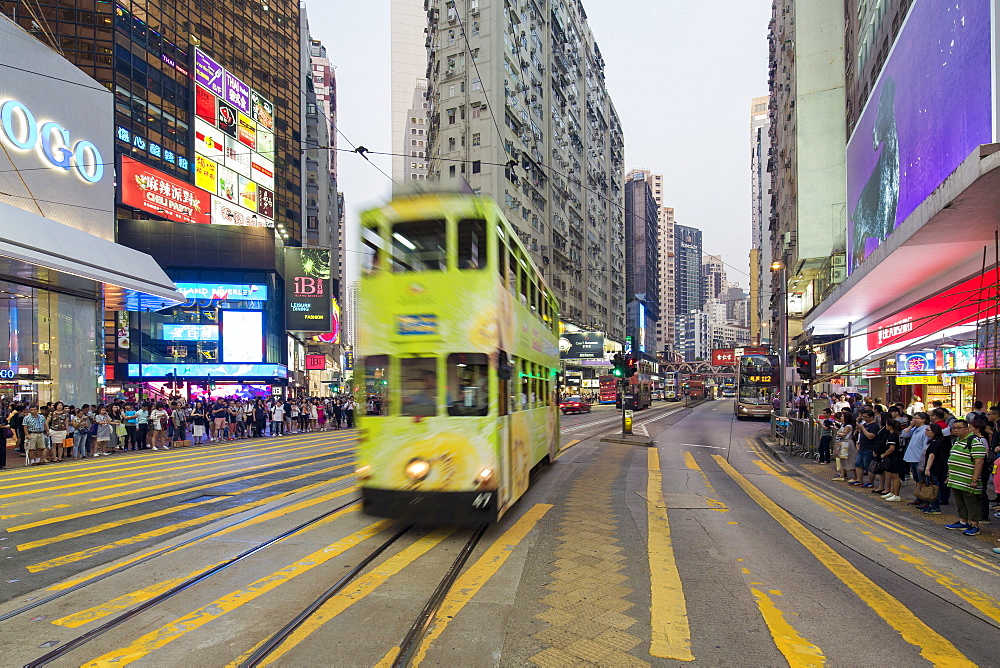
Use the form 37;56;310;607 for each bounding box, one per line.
0;99;104;183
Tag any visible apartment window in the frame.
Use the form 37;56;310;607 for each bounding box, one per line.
449;137;456;151
472;21;480;37
472;133;481;146
411;128;417;134
448;84;456;98
411;174;418;179
472;160;481;174
472;105;481;119
418;140;424;146
447;108;456;124
307;216;318;230
472;77;482;91
410;116;417;123
411;139;418;146
411;162;418;169
449;165;456;177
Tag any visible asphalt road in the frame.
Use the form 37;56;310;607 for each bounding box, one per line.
0;401;996;666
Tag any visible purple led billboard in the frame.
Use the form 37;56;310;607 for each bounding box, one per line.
847;0;992;272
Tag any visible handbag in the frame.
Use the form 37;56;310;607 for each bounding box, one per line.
914;480;939;502
89;422;99;435
1;426;13;440
116;424;127;437
867;457;883;475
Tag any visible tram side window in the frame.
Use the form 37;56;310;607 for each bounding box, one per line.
498;240;507;282
361;226;383;274
518;257;529;305
446;353;489;416
510;358;520;412
362;355;389;416
458;219;487;270
391;220;446;272
508;248;518;294
400;357;438;417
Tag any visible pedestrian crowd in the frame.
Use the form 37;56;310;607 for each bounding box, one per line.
0;395;358;470
808;393;1000;555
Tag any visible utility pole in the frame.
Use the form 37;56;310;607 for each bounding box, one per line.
772;260;788;417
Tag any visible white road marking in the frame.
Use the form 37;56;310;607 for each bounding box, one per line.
678;443;727;450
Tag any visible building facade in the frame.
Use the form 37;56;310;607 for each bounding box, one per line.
749;95;771;347
392;0;431;183
702;254;726;305
656;205;677;361
624;170;660;359
422;0;626;340
767;0;847;351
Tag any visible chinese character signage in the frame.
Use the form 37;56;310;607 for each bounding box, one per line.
119;157;209;225
190;48;276;227
285;248;333;331
897;352;935;374
712;347;769;366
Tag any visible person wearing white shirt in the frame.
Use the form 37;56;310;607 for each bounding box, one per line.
906;396;925;416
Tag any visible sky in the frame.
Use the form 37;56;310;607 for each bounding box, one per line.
305;0;773;288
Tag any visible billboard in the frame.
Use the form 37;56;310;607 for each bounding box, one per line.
712;347;770;366
305;354;327;370
119;157;210;225
559;331;605;359
175;283;267;301
190;48;276;227
0;19;115;239
163;324;218;341
847;0;993;271
221;310;264;363
285;248;333;331
897;351;935;374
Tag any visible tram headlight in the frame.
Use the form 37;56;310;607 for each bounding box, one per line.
405;458;431;481
474;467;494;487
355;464;372;480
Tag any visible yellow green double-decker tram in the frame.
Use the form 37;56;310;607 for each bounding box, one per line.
355;193;560;525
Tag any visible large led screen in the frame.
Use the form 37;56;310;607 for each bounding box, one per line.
221;310;264;363
163;324;218;341
847;0;992;272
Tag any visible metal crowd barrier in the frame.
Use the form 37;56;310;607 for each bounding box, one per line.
769;414;820;458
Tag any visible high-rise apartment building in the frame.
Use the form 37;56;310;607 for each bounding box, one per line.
624;170;660;359
702;254;726;305
749;95;771;347
674;224;703;361
310;38;338;180
302;21;339;254
421;0;626;340
768;0;846;347
392;0;431;182
656;205;677;361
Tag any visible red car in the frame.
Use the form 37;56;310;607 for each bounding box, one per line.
560;396;591;414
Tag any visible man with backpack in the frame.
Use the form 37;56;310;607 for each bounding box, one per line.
965;400;987;424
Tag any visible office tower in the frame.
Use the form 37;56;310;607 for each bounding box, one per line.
702;254;726;305
624;170;661;359
422;0;626;340
656;205;677;361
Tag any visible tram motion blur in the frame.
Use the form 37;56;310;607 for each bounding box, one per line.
354;193;560;525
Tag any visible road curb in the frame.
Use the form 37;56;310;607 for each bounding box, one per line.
754;432;785;463
599;435;653;447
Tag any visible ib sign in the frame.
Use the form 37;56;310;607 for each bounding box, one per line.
0;99;104;183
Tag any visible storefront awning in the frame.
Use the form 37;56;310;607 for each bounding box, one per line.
805;143;1000;338
0;201;183;310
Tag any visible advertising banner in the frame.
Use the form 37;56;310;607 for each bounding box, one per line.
195;85;216;122
237;113;256;149
223;71;251;115
194;118;224;159
251;155;275;189
224;135;251;177
217;100;237;137
217;164;238;203
195;49;225;97
305;354;327;371
257;128;275;161
174;283;268;301
558;331;605;359
211;195;272;227
285;248;333;331
119;157;210;225
257;186;275;218
896;375;938;385
194;155;217;191
251;91;275;132
897;351;935;374
847;0;992;271
712;347;769;366
238;176;257;211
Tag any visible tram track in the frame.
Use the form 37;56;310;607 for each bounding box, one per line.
237;524;489;668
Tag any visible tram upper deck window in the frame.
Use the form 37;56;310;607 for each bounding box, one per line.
447;353;489;416
458;219;486;270
362;355;389;416
391;220;446;273
400;357;438;417
361;226;383;274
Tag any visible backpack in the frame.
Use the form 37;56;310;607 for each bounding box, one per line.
967;411;986;423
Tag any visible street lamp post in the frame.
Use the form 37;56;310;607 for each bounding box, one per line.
771;260;788;417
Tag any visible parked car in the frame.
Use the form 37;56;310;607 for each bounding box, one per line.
559;396;592;414
651;390;663;401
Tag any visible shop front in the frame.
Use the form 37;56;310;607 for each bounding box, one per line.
0;18;182;406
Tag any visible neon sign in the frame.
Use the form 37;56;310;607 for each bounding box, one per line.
0;368;15;380
0;99;104;183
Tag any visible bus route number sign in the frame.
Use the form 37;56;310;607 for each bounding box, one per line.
748;375;774;384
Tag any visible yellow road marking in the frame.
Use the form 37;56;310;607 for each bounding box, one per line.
646;448;693;661
27;483;356;573
83;519;394;667
558;439;581;453
47;485;358;590
16;464;349;550
750;586;826;666
8;454;352;533
0;435;353;500
683;451;717;494
257;530;453;667
0;504;72;520
713;455;975;667
52;504;360;628
398;503;553;665
0;432;343;489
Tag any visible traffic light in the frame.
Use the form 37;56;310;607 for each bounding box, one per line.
611;353;624;377
795;351;816;380
164;372;174;389
624;356;638;378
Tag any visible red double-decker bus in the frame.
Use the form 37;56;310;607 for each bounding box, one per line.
598;375;618;404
